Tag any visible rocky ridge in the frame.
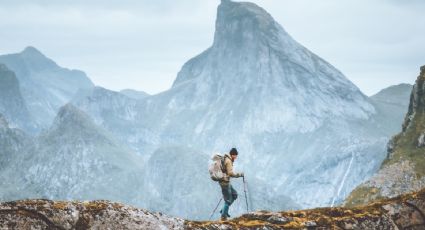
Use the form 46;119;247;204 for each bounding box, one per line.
1;188;424;229
0;199;183;230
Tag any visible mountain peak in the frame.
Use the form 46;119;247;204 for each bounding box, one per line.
17;46;58;70
20;46;49;60
218;0;271;19
21;46;43;55
214;0;278;46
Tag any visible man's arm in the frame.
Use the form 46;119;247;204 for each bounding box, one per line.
225;159;243;178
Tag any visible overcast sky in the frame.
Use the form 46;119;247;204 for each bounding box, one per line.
0;0;424;96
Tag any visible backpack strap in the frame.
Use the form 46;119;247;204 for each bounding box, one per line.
221;156;226;174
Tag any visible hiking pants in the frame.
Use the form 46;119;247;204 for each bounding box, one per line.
220;183;237;217
221;183;238;204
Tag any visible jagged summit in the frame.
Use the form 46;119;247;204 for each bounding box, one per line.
171;0;373;134
215;0;276;40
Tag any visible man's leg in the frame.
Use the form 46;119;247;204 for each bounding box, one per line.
220;183;232;219
230;184;238;205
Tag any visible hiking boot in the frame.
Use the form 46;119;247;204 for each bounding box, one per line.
220;209;231;217
220;216;227;221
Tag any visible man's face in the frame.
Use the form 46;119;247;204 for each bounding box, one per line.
231;154;238;161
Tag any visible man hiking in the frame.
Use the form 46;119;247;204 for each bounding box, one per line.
219;148;244;221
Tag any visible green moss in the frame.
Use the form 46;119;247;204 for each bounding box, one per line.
382;111;425;177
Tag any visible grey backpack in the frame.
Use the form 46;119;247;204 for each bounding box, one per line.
209;154;226;181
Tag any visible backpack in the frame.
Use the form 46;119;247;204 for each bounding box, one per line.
209;154;227;181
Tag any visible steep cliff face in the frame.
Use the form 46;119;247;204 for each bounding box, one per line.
0;64;35;132
0;114;31;169
0;114;33;200
1;188;424;229
345;66;425;207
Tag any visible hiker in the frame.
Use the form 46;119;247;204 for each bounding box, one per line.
219;148;244;221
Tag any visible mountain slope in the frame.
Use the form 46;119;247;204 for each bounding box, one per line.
0;104;144;204
371;83;412;106
0;64;35;132
345;65;425;207
368;83;412;135
0;47;94;132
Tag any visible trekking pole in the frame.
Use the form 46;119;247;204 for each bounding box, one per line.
209;198;222;221
243;176;249;213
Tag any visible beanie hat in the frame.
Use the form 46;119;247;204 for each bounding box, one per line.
229;148;238;155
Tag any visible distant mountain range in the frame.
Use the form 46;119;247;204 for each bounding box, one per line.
0;46;93;133
0;103;145;205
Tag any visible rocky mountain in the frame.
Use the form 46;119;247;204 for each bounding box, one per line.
0;103;144;205
73;0;395;215
0;47;94;132
120;89;149;100
1;188;424;229
345;66;425;207
0;64;36;132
